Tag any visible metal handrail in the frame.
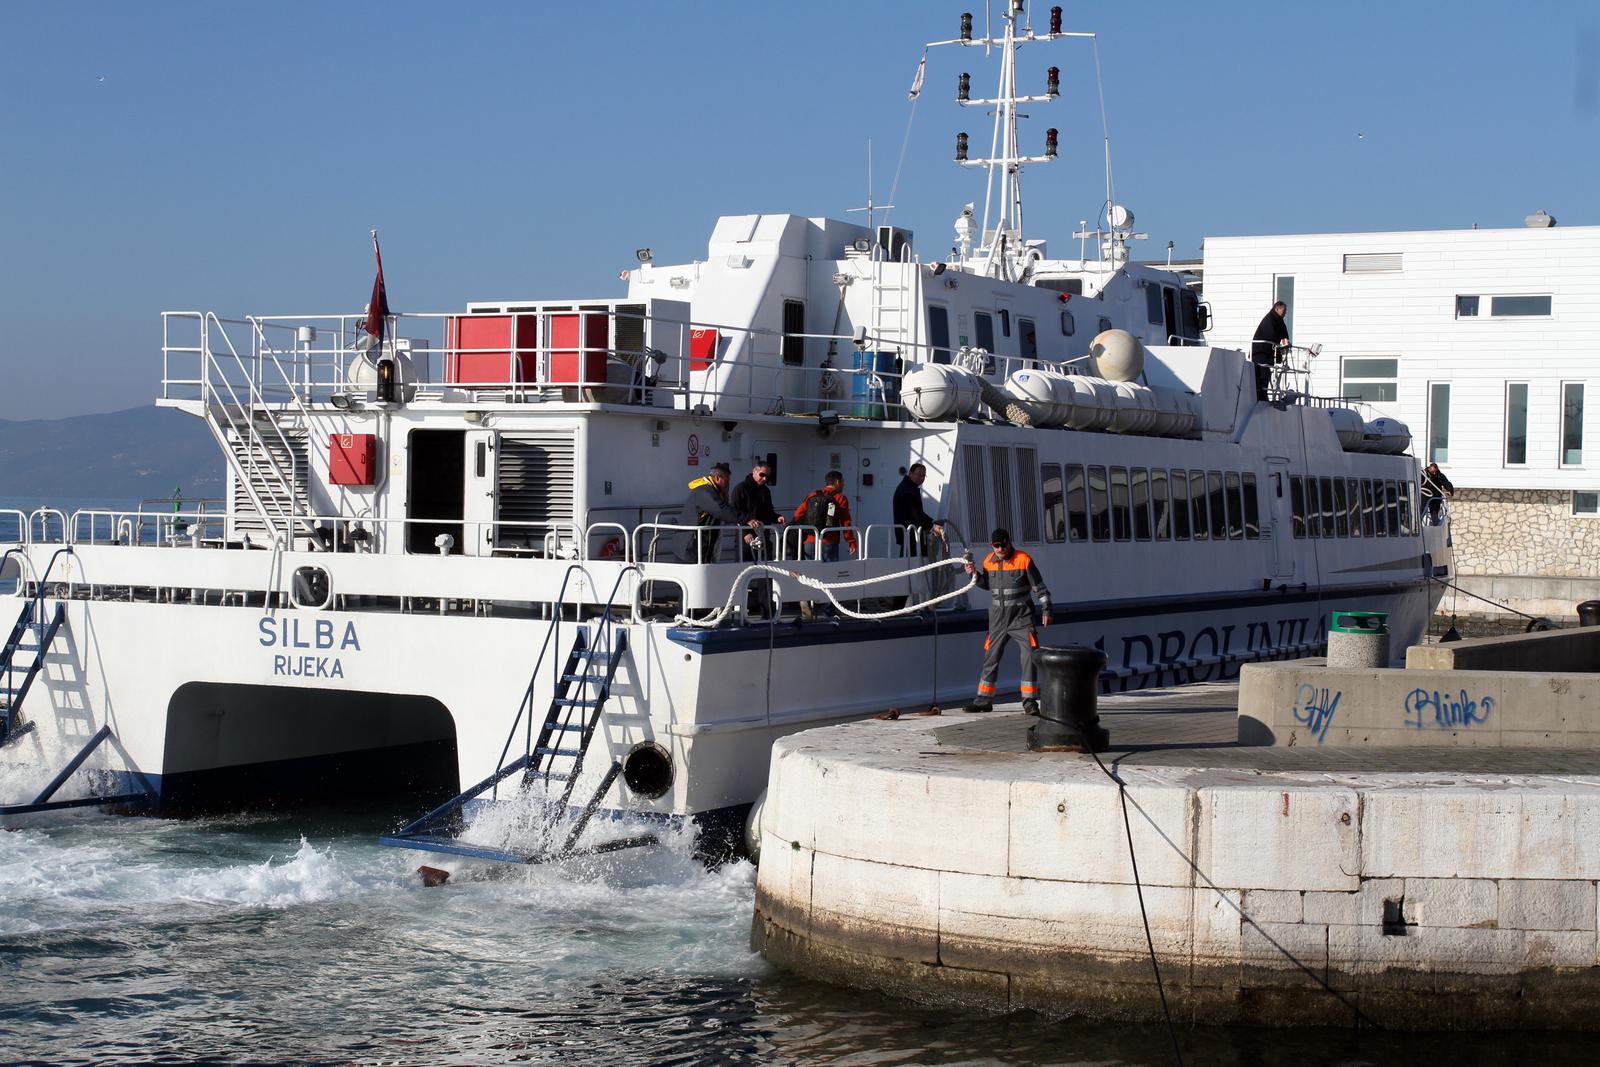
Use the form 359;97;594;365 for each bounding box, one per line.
493;563;585;799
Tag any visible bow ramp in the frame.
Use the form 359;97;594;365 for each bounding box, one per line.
380;575;656;864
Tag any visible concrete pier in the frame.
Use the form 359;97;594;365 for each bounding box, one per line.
752;682;1600;1030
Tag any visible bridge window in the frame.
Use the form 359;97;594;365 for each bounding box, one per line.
1362;480;1379;537
1189;470;1210;542
1110;467;1131;542
1151;469;1171;540
1207;471;1227;540
1346;478;1362;538
1333;479;1350;538
1041;463;1065;543
1386;481;1401;536
1171;468;1192;540
1016;447;1041;544
1290;475;1306;539
1225;472;1244;540
1066;464;1089;542
781;299;806;366
1087;465;1110;542
1319;477;1337;539
1242;473;1260;539
928;305;952;364
1131;468;1152;541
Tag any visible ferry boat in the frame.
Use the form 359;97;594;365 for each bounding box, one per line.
0;4;1449;858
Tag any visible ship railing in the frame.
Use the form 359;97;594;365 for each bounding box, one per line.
0;510;26;549
160;304;1151;422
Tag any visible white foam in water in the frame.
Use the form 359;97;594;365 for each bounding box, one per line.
172;837;361;908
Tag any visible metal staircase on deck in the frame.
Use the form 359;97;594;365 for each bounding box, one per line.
380;569;655;864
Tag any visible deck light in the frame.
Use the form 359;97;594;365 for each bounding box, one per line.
1045;127;1058;158
960;12;972;40
956;132;968;162
958;72;970;102
1047;66;1060;97
635;248;653;264
1050;5;1062;34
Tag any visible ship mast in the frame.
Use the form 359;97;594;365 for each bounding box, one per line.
931;2;1067;281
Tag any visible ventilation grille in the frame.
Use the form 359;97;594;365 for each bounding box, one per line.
960;444;986;546
1343;252;1402;273
496;431;576;536
615;303;646;357
1015;447;1041;544
989;446;1015;538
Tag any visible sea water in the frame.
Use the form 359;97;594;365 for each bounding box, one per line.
4;808;1599;1065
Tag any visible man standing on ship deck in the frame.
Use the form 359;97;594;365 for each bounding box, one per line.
963;528;1052;715
1251;301;1290;402
678;463;760;563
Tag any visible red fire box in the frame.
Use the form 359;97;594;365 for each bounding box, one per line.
548;311;609;386
446;314;538;385
689;328;719;372
329;433;377;486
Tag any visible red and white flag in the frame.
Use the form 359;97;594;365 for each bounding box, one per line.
907;49;927;100
363;230;391;344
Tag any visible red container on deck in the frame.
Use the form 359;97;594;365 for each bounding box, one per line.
548;311;609;386
329;433;377;486
689;328;719;372
446;314;538;385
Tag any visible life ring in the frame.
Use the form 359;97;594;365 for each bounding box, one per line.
597;537;623;560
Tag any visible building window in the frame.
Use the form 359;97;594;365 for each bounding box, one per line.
1458;294;1553;318
1575;491;1600;517
1341;357;1399;403
1562;383;1585;466
1491;295;1552;317
781;300;806;366
1505;382;1529;466
1343;252;1402;273
1273;275;1295;338
1428;383;1451;463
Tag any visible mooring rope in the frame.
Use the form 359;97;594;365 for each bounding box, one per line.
674;555;976;629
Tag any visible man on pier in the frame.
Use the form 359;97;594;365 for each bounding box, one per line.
963;528;1052;715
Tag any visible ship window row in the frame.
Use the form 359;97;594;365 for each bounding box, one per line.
1039;464;1260;545
1289;476;1415;539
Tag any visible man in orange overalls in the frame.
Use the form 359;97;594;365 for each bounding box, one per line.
963;528;1053;714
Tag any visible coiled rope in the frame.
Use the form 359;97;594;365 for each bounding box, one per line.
674;554;977;629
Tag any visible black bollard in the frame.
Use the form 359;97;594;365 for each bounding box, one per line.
1578;601;1600;628
1028;645;1111;752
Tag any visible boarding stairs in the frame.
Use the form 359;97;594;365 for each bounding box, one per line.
1;548;72;748
380;568;656;864
0;548;156;817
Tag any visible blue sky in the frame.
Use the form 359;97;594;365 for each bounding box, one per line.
3;1;1595;418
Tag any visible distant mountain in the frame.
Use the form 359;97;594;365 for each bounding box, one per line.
0;406;224;500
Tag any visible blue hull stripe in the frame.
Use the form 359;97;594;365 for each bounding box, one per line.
668;577;1432;653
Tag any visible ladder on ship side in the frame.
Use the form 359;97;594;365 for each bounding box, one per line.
379;567;656;864
0;547;156;817
1;547;72;748
871;259;914;363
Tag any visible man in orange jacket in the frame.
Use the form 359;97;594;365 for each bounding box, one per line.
963;527;1052;714
793;470;858;563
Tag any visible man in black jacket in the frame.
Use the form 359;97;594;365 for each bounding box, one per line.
1251;301;1290;401
893;463;944;556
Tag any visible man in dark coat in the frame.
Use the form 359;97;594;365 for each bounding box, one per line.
1422;461;1455;524
892;462;944;556
1251;301;1290;401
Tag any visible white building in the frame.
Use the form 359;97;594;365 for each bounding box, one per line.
1202;220;1600;619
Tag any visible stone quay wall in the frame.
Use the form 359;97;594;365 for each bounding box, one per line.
753;717;1600;1030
